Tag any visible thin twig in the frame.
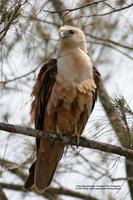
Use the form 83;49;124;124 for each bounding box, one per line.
0;66;38;85
71;3;133;20
86;33;133;50
88;41;133;60
43;0;107;14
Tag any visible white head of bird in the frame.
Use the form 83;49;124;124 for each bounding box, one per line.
57;25;88;57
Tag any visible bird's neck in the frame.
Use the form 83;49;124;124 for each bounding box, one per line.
57;40;87;58
80;41;88;53
57;41;77;58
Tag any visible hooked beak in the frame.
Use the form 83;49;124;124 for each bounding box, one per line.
59;31;70;39
59;31;66;39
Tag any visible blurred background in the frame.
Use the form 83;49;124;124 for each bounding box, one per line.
0;0;133;199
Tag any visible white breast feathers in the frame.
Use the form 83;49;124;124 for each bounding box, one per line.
57;48;93;85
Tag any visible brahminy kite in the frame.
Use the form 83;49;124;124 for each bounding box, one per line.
24;25;101;193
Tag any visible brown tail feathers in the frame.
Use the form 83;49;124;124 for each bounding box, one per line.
24;140;64;193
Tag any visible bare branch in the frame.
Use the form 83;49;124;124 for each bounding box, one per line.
0;1;28;42
0;66;38;86
0;187;8;200
0;158;26;181
86;33;133;51
112;177;133;182
43;0;107;14
0;182;99;200
98;82;131;148
0;122;133;159
88;41;133;61
73;3;133;20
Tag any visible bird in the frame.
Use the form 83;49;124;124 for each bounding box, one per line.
24;25;101;193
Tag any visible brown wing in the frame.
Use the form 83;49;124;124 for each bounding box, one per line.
24;58;58;190
31;58;57;131
76;64;101;136
91;65;101;113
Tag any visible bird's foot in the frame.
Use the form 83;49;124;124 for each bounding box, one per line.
73;125;80;146
56;125;63;139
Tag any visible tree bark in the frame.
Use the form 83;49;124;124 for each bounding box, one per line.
0;122;133;159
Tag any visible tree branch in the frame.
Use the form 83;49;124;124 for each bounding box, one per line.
0;122;133;159
86;33;133;51
0;158;26;181
43;0;107;14
112;177;133;182
0;187;8;200
0;66;38;86
0;1;28;42
98;80;133;198
98;82;132;148
88;41;133;61
0;182;98;200
72;3;133;20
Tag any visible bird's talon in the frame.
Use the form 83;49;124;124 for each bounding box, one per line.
56;126;63;139
76;135;80;146
74;125;80;146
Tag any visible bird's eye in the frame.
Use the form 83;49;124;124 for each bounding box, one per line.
69;30;74;34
